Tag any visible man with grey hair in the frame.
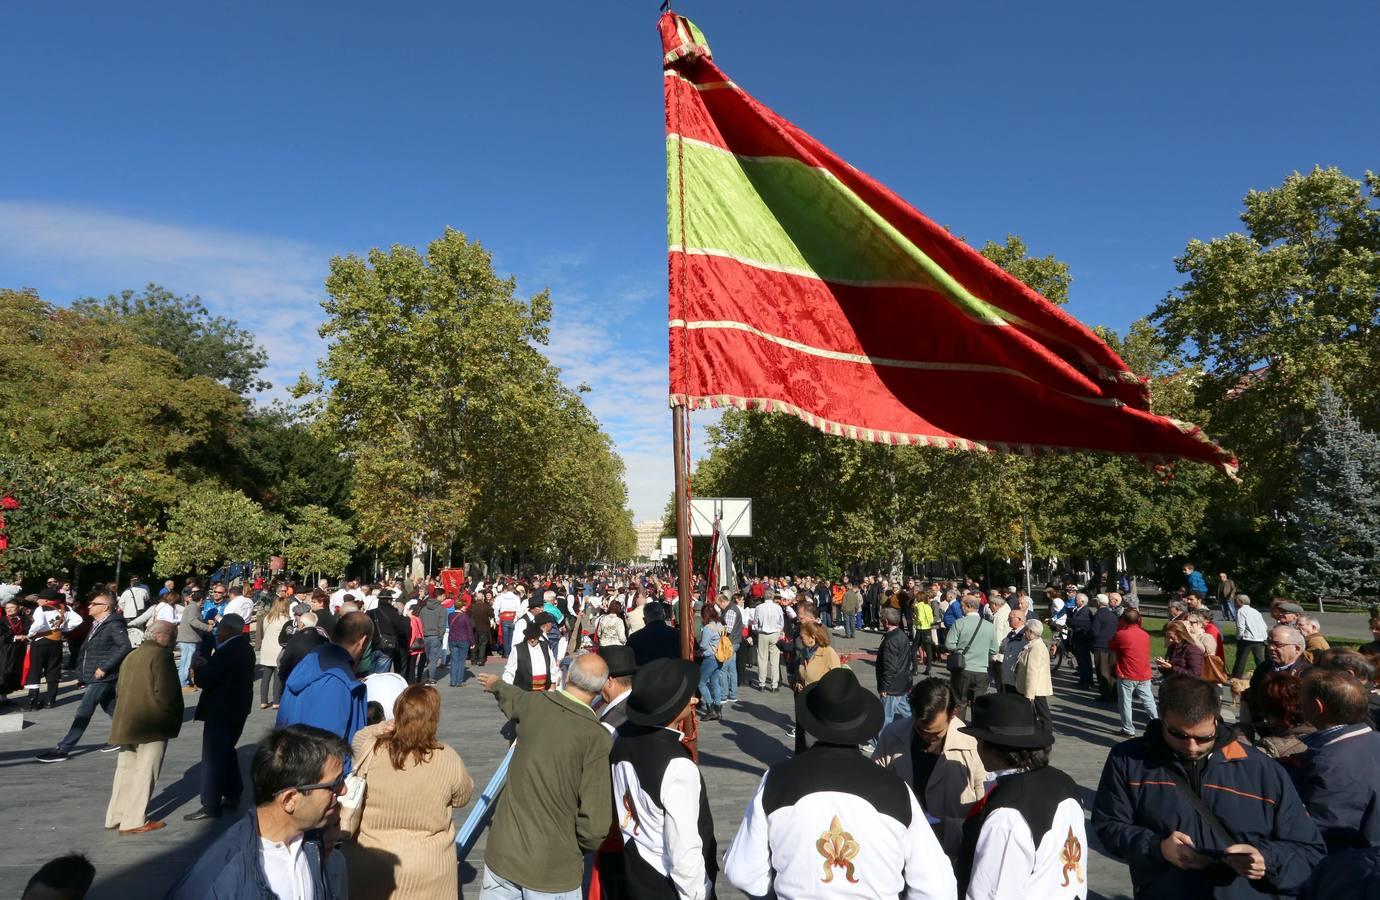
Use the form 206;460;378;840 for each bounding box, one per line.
945;595;997;719
999;606;1028;691
477;653;612;899
1298;615;1330;663
1250;625;1311;695
1232;593;1269;677
104;620;182;834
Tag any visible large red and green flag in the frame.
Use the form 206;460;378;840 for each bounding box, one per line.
660;14;1238;476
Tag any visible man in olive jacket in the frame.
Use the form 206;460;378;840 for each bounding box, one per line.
476;653;613;898
105;620;183;834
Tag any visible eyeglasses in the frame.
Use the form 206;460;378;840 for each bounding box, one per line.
1164;722;1219;745
274;773;347;797
1266;640;1297;648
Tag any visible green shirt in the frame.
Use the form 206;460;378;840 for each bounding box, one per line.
945;612;997;671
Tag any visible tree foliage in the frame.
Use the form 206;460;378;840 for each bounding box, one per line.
284;504;356;579
308;227;634;566
73;284;271;394
1287;383;1380;605
154;483;283;575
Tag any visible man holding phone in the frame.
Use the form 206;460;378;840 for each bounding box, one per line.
1092;675;1325;898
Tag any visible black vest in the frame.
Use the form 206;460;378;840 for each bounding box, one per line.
957;765;1081;893
513;640;553;692
609;724;718;899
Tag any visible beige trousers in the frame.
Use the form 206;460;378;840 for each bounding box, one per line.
105;740;168;830
756;633;781;688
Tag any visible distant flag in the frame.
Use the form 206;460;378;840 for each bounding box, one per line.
659;14;1237;477
707;515;735;595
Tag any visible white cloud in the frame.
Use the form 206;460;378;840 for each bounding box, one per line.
0;201;329;401
0;201;710;521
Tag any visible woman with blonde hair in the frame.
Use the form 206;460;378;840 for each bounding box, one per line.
345;685;474;899
254;591;291;709
1157;620;1204;678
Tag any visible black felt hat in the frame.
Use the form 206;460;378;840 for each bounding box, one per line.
625;658;698;727
959;692;1053;749
599;645;639;678
796;668;883;745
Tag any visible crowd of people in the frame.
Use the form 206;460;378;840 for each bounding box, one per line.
4;564;1380;899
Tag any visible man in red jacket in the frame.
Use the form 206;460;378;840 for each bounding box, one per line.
1108;609;1157;737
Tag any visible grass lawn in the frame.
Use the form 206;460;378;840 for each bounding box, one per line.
1133;616;1367;674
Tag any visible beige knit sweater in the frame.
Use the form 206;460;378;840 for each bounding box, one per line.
343;724;475;900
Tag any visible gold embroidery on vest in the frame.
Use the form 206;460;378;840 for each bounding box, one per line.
816;815;860;884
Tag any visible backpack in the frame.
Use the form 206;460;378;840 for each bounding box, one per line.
713;626;734;663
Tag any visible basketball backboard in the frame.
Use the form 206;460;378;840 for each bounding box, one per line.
689;497;752;537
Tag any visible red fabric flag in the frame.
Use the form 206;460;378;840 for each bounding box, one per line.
660;14;1237;476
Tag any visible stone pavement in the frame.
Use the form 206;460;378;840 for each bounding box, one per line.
0;632;1151;899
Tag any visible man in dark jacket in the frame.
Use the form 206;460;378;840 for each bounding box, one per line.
1288;666;1380;851
627;601;681;666
1093;675;1325;899
417;594;447;683
276;612;329;688
37;590;131;762
876;608;913;741
1091;595;1120;702
1068;592;1095;688
469;591;495;662
185;614;256;820
167;725;350;900
370;591;407;673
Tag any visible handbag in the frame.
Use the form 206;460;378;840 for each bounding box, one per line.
338;736;380;838
947;623;982;675
1202;653;1229;685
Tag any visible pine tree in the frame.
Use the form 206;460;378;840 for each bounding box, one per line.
1288;383;1380;607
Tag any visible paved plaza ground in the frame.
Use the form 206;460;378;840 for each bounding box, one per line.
3;628;1236;899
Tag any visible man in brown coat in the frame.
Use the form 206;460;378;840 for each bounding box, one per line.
105;620;183;835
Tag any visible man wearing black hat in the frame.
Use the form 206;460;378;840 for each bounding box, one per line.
598;645;638;733
610;658;717;899
724;668;955;899
503;611;558;691
956;693;1087;898
511;595;545;648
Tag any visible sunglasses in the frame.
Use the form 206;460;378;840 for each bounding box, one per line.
274;773;347;797
1164;722;1219;745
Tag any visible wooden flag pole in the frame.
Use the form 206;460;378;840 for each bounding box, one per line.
672;404;694;660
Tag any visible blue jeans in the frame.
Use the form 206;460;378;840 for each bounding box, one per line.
699;657;723;707
177;642;198;686
425;635;443;682
820;606;832;627
479;867;581;900
500;621;514;657
57;680;117;752
879;693;912;740
1220;599;1237;624
1117;678;1158;734
369;648;393;674
719;645;739;699
449;641;470;685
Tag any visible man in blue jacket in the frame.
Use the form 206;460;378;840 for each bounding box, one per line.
166;725;350;900
275;611;371;744
1288;665;1380;851
1093;675;1325;899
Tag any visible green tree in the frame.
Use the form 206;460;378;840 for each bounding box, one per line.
1287;383;1380;606
284;505;356;579
73;284;270;394
154;483;283;575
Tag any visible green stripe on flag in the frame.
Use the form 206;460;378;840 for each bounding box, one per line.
668;137;1010;326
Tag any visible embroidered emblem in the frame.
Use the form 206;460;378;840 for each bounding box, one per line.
816;815;860;884
1059;826;1084;887
621;788;641;836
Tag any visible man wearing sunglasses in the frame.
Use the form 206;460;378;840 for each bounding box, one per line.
1092;675;1324;899
167;725;351;900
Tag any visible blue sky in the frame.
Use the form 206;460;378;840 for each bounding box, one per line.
3;2;1375;520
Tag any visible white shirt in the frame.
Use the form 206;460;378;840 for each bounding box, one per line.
493;591;522;619
965;796;1088;900
118;585;150;618
224;596;254;621
259;833;315;900
752;602;784;635
329;589;349;613
154;601;180;625
611;731;709;899
27;607;83;637
1236;604;1270;643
